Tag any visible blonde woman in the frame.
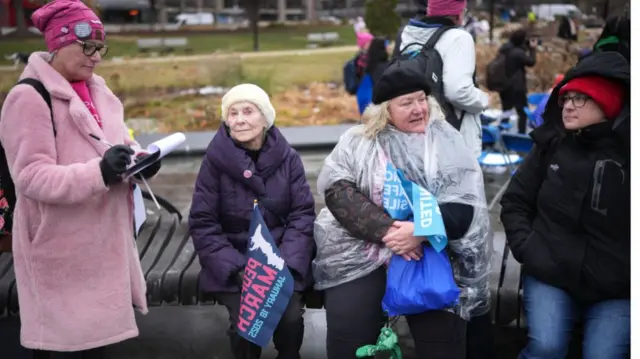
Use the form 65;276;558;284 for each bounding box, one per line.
313;60;492;359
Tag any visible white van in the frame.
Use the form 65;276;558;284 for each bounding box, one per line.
531;4;582;21
175;13;215;26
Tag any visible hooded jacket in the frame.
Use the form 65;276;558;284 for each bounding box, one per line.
500;52;630;303
188;126;316;293
498;42;537;94
399;17;489;158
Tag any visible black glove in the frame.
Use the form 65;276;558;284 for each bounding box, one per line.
100;145;134;186
133;153;161;180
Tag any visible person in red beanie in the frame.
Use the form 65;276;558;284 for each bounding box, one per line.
558;76;624;130
500;51;630;359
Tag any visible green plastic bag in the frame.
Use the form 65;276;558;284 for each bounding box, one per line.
355;321;403;359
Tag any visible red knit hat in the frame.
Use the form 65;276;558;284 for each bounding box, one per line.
559;76;625;120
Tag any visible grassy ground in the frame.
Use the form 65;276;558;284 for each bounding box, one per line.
122;51;356;131
0;49;356;132
0;24;356;60
0;50;353;95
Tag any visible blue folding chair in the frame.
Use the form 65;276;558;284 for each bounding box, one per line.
481;109;514;131
527;92;547;106
524;92;550;129
486;133;534;211
479;126;522;172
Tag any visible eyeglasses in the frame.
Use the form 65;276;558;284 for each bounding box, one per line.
76;40;108;57
558;93;589;108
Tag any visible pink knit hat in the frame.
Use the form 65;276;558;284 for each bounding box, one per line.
32;0;105;52
356;32;374;49
427;0;467;17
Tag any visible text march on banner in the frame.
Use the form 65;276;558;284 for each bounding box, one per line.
236;203;294;347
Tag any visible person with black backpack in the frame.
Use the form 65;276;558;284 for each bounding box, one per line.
397;0;489;159
490;29;537;134
0;0;160;357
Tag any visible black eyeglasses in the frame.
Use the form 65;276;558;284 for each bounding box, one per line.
76;40;108;57
559;93;589;108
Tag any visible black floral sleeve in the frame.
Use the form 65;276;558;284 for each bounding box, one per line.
324;179;394;243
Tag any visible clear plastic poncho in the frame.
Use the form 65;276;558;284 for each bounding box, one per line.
313;115;493;320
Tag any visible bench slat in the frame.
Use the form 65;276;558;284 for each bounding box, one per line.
140;213;180;277
8;277;18;315
489;232;507;324
0;254;13;317
146;223;190;306
181;248;204;305
137;215;163;259
162;237;197;305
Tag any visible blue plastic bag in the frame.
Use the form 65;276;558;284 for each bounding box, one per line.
381;163;460;316
382;245;460;316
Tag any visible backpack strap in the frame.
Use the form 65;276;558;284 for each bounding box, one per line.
398;42;425;55
423;25;457;50
16;78;56;137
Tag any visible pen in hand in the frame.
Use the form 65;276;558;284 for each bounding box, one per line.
89;134;162;210
89;133;113;148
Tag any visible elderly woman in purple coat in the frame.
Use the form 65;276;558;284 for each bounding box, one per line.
188;83;316;359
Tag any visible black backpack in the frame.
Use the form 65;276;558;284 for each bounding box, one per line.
0;78;55;235
486;50;511;92
343;53;361;95
398;25;466;131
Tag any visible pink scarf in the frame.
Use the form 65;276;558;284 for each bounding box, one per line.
71;81;102;128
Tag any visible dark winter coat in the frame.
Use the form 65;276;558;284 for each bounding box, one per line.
500;52;630;303
498;42;536;94
188;126;316;293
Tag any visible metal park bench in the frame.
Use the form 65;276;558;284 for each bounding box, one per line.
306;32;340;47
136;37;192;55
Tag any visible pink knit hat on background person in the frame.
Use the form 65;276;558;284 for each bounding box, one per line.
427;0;467;17
32;0;105;52
356;32;374;49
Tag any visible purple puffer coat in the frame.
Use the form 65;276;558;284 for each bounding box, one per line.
188;126;316;293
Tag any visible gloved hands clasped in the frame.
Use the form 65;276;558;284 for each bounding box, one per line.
100;145;134;186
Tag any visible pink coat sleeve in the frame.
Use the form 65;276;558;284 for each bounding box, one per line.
0;86;107;205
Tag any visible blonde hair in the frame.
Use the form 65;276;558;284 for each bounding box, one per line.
360;96;445;139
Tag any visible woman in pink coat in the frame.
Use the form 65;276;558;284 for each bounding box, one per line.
0;0;160;357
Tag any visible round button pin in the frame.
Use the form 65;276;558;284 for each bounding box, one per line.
243;170;252;179
74;22;92;40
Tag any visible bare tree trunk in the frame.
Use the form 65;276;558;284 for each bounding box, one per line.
245;0;260;51
12;0;29;35
488;0;494;43
306;0;316;22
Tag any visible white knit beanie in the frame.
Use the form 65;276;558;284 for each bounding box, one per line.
221;84;276;128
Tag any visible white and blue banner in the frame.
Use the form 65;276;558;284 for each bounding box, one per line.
383;163;448;252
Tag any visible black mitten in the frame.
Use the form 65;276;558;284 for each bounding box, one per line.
100;145;134;186
133;153;161;180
